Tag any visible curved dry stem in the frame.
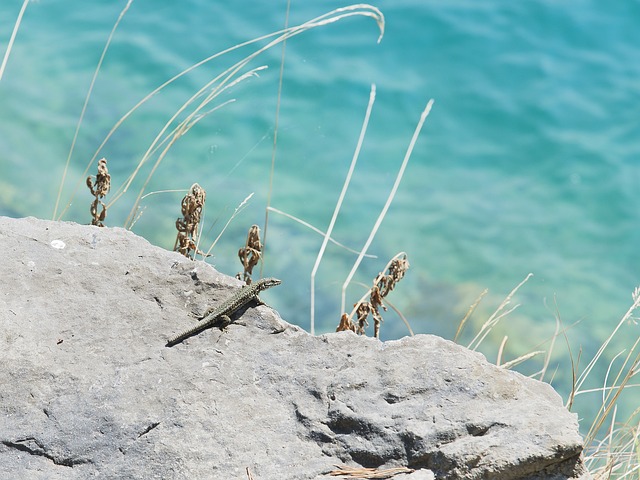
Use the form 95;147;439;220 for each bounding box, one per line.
454;288;488;343
266;207;377;258
467;273;533;352
205;192;255;256
56;5;385;221
121;68;265;227
384;297;414;337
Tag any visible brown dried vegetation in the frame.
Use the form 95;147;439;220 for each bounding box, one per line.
337;254;410;338
328;465;414;478
174;183;209;259
86;157;111;226
236;224;262;284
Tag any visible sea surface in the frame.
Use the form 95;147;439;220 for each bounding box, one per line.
2;0;640;432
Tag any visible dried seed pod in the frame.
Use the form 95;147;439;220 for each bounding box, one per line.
86;158;110;227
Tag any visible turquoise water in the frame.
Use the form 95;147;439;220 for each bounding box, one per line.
2;1;640;430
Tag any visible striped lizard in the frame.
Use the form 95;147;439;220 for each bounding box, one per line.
166;277;281;347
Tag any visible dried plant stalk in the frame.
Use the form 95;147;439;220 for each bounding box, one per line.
328;465;414;478
86;157;111;226
174;183;209;259
337;253;410;338
236;224;262;284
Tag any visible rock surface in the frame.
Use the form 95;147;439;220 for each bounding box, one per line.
0;216;590;479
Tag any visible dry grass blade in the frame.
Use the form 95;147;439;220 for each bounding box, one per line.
496;336;508;366
538;297;562;382
467;273;533;351
384;298;414;336
56;5;385;222
499;350;545;370
328;465;413;478
341;98;434;313
454;288;488;343
576;288;640;477
261;0;291;277
204;192;254;257
585;351;640;448
122;69;263;228
310;84;376;335
54;0;133;220
0;0;29;82
586;408;640;478
266;207;376;258
576;289;640;394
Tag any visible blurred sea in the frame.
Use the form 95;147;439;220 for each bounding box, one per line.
2;0;640;428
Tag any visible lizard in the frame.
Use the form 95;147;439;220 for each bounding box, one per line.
166;277;281;347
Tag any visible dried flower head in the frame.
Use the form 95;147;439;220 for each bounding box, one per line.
339;253;410;338
174;183;209;259
236;224;262;284
86;157;111;227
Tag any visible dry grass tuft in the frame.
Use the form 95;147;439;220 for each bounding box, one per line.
236;224;262;284
458;277;640;477
337;253;410;338
174;183;209;259
328;464;413;478
86;157;111;226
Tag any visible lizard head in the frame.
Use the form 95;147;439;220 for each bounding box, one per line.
260;277;282;289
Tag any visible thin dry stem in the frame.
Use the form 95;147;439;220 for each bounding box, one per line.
454;288;488;343
576;290;640;393
328;465;413;478
500;351;545;370
123;69;263;228
467;273;533;351
496;336;508;366
539;297;562;382
204;192;254;257
266;207;376;258
54;0;133;219
341;98;434;313
261;0;291;279
311;84;376;335
57;5;385;222
384;298;414;336
0;0;29;82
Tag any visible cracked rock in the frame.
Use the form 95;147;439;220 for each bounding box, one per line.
0;217;590;479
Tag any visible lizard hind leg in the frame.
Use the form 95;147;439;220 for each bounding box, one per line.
218;314;232;330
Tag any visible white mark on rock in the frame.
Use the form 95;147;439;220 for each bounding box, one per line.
50;240;66;249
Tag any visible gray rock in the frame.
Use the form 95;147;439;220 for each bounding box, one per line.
0;217;590;479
